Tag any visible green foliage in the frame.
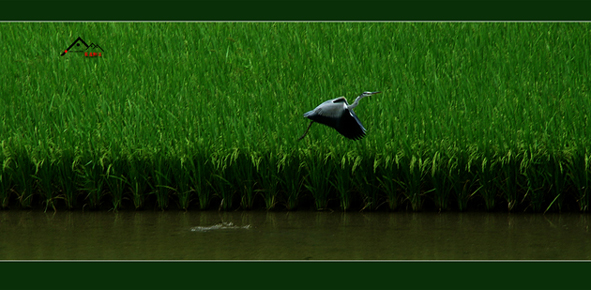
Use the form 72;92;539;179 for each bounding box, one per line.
0;144;12;208
0;23;590;211
105;158;127;211
303;148;335;210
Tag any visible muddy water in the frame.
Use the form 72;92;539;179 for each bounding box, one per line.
0;210;590;260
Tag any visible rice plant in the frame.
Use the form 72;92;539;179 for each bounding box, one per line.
496;151;522;211
257;152;279;210
186;153;211;210
429;151;453;211
397;154;431;211
0;22;590;211
477;154;499;211
32;156;57;211
278;152;303;210
231;149;257;210
105;159;128;211
79;159;106;210
567;152;591;212
355;156;380;211
127;156;150;210
303;148;335;210
152;155;174;210
0;162;11;208
209;149;235;210
55;152;80;209
11;148;36;208
331;154;353;211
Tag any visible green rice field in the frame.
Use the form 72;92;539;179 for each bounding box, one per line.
1;23;590;212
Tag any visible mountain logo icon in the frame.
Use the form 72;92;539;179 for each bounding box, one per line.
61;37;104;57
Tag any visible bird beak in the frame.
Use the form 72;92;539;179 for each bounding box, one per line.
371;91;381;95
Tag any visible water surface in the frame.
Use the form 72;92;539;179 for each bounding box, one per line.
1;210;590;260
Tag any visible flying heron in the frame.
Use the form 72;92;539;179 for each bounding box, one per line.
298;91;381;141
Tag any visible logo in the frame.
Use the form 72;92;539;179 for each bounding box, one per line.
61;37;104;57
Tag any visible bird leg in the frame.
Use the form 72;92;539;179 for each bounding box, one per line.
297;121;314;141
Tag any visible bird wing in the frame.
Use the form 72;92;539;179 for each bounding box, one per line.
331;97;348;104
302;96;365;140
334;108;366;140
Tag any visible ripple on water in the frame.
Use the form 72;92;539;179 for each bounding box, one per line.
190;222;252;232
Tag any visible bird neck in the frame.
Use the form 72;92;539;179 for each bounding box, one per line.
347;95;364;110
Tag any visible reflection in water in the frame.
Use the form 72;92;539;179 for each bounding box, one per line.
191;222;251;232
0;211;590;260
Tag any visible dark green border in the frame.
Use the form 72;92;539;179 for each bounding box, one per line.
0;261;589;289
2;2;591;290
1;1;591;21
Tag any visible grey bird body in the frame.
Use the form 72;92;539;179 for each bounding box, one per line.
298;91;380;141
